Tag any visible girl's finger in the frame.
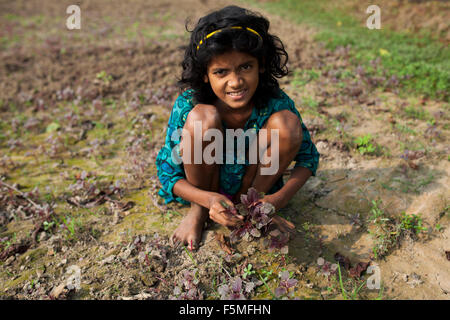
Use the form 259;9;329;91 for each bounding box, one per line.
219;200;240;217
210;209;242;227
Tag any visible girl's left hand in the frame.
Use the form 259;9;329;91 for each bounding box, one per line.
260;195;296;235
260;194;279;210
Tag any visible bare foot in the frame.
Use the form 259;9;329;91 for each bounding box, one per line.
170;204;208;250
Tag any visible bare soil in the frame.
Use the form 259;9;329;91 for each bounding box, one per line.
0;0;449;300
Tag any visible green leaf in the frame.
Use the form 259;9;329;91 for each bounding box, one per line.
46;122;60;133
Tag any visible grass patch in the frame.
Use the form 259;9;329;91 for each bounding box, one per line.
402;105;431;121
249;0;450;101
395;123;417;136
292;69;321;86
367;200;428;259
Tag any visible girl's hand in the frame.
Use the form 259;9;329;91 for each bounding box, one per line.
260;195;296;235
208;193;244;227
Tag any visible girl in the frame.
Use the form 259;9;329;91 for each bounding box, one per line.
156;5;319;248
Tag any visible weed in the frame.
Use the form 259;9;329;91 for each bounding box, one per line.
43;220;55;232
243;263;256;279
404;105;429;120
0;233;17;252
354;134;376;155
292;69;321;86
399;212;427;235
367;200;401;259
96;71;113;85
368;200;428;259
395;123;417;136
337;263;347;299
258;274;278;300
183;244;198;267
61;215;77;240
259;268;274;282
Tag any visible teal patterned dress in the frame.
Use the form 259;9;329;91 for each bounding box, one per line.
155;88;320;204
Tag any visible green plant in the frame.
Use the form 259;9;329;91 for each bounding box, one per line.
258;274;278;300
337;263;347;299
367;200;400;259
399;212;427;234
368;200;428;260
96;71;113;85
183;244;198;267
354;134;376;155
369;200;386;222
61;216;77;240
259;268;274;282
243;263;256;279
1;233;17;251
43;220;55;231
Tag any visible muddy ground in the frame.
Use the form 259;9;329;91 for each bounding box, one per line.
0;0;449;300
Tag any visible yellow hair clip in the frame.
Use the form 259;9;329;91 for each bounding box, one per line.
196;26;262;51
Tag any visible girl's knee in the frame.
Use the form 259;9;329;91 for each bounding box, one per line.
265;110;302;148
185;104;222;131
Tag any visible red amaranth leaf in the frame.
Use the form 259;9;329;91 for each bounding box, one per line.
349;261;370;278
334;252;351;270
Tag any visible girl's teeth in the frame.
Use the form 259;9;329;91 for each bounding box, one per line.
229;90;245;96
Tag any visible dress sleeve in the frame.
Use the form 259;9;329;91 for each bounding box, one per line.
293;119;320;176
155;91;194;204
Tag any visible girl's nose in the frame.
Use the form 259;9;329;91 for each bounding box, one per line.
228;72;243;88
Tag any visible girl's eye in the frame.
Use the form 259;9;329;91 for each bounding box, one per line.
241;64;252;70
214;69;226;75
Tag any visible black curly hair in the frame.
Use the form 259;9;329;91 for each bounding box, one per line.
178;5;289;108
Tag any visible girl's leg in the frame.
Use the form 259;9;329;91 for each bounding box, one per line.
235;109;302;198
171;104;222;248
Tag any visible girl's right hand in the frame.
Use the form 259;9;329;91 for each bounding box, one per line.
208;193;244;227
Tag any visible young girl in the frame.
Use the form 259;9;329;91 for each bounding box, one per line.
156;5;319;248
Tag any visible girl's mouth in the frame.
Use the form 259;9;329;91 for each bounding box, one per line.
227;89;247;100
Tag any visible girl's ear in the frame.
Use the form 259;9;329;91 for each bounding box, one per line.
203;74;209;83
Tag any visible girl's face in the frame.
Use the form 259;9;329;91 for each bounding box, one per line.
204;50;263;111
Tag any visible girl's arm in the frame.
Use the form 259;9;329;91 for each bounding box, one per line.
172;179;213;209
261;166;312;211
